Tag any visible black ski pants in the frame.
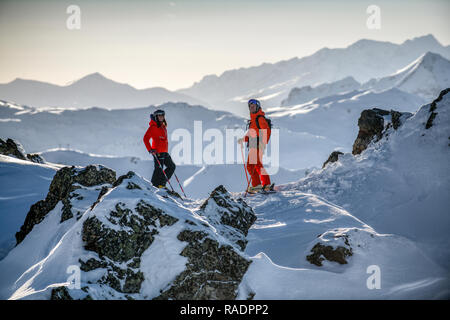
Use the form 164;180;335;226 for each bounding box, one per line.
151;152;176;187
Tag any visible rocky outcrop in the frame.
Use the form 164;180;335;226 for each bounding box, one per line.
306;232;353;267
155;186;257;300
26;153;45;164
80;199;179;295
322;151;344;168
306;243;353;266
352;108;412;155
155;229;252;300
15;165;116;244
0;138;45;163
199;185;257;250
0;138;27;160
35;174;257;300
425;88;450;129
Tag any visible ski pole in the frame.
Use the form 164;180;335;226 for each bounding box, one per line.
240;143;249;185
152;154;175;193
173;172;187;198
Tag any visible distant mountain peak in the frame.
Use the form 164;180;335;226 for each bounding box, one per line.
403;51;448;72
402;34;441;47
420;51;444;61
74;72;110;83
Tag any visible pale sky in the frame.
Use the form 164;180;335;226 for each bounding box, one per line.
0;0;449;90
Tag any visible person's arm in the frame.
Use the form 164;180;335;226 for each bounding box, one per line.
257;116;270;147
143;126;156;153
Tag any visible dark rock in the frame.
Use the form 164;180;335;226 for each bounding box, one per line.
425;88;449;129
113;171;136;188
15;165;117;245
155;229;252;300
352;108;412;155
81;200;178;294
50;286;73;300
26;153;45;164
352;109;385;155
154;188;256;300
79;258;108;272
306;242;353;266
0;138;44;163
200;185;257;238
322;151;344;168
60;198;73;222
390;110;403;130
90;185;110;210
0;138;27;160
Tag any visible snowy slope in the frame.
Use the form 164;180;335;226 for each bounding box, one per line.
1;159;447;300
234;90;450;299
0;168;256;300
267;88;426;161
361;52;450;100
0;73;207;110
284;89;450;269
178;34;450;116
40;149;307;199
239;192;448;299
281;76;361;107
0;155;59;260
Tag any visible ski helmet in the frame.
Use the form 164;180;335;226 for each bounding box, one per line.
248;99;261;112
154;109;165;116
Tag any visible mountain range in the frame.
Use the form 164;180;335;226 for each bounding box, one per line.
1;34;448;118
0;72;207;110
178;34;450;116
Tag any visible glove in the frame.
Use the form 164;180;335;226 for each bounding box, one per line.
149;149;157;155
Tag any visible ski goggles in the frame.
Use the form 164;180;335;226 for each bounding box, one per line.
154;110;165;116
248;99;260;108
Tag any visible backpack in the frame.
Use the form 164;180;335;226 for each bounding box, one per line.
246;115;272;143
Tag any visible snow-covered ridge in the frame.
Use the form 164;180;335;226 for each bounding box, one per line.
290;88;450;269
0;164;257;300
282;51;450;108
361;52;450;100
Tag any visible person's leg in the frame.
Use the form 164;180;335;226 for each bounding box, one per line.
259;165;271;186
247;162;261;187
152;154;167;186
257;149;271;186
163;153;176;180
151;155;164;186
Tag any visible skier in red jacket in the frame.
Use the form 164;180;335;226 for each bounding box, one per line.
143;109;176;188
238;99;273;193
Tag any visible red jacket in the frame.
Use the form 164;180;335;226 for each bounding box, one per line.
143;119;168;153
244;109;271;147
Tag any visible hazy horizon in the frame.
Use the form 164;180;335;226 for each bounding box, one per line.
1;0;449;91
